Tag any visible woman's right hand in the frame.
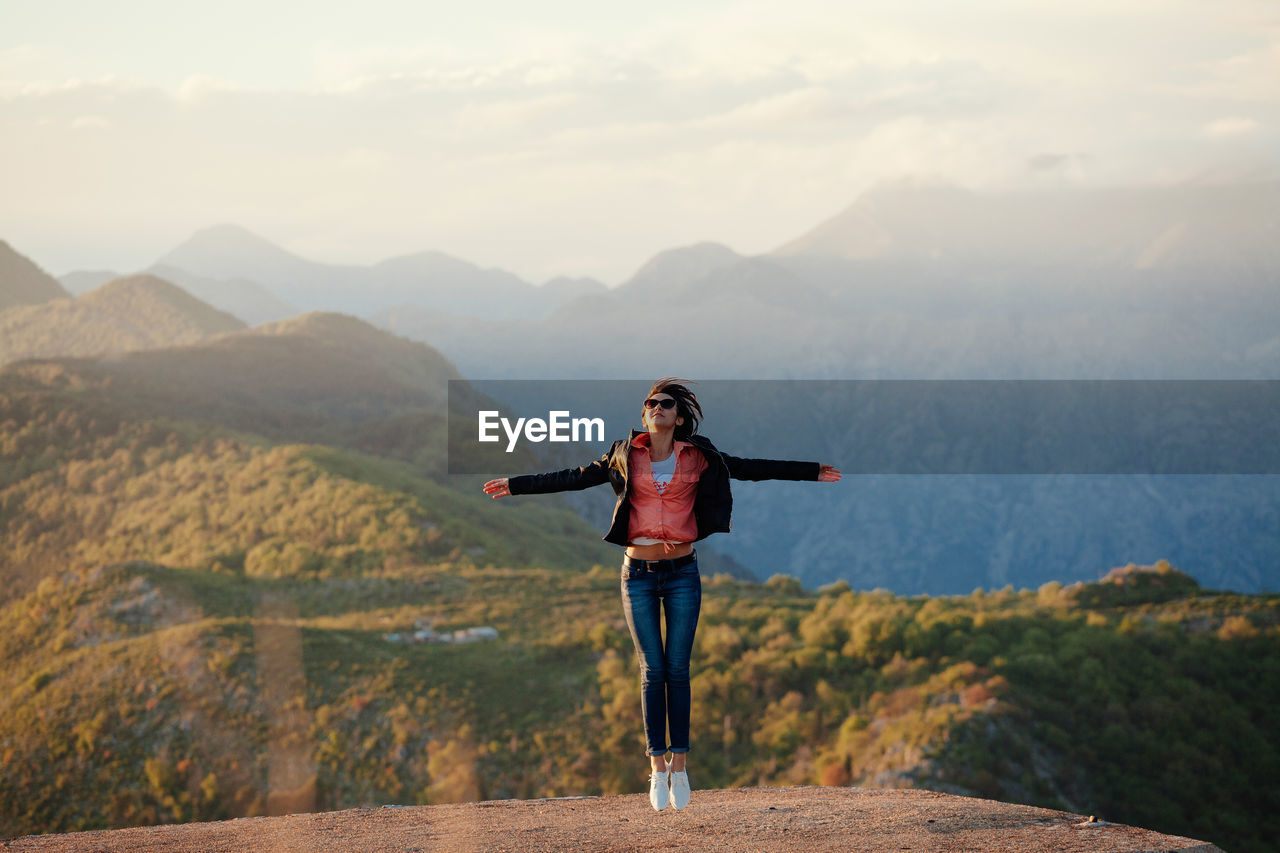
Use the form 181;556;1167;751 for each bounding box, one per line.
482;478;511;499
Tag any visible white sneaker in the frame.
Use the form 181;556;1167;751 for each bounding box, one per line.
669;770;691;810
648;768;670;811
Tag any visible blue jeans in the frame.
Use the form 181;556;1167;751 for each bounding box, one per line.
620;555;702;756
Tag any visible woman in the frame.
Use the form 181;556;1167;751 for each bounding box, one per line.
482;378;840;811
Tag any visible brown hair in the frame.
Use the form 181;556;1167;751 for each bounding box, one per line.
643;377;702;440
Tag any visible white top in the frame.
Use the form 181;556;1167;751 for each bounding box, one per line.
650;452;677;490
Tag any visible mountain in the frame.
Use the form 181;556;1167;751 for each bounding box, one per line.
32;312;468;469
0;313;586;605
540;275;608;300
356;178;1280;597
368;251;540;320
773;177;1280;275
0;274;245;365
58;268;282;325
372;180;1278;383
145;263;298;326
156;226;596;320
1;285;1275;851
158;224;328;288
616;241;745;295
0;240;70;310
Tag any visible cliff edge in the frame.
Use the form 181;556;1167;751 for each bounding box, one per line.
3;786;1222;852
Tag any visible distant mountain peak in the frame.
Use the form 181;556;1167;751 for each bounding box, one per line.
156;225;313;284
372;249;475;272
0;239;71;310
773;176;1280;265
88;272;189;298
0;271;242;366
81;273;245;333
181;224;296;255
253;310;379;339
246;311;443;358
620;242;745;292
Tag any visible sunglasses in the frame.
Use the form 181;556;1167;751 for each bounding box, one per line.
644;397;677;410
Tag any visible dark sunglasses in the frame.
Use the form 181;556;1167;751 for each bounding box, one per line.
644;397;677;410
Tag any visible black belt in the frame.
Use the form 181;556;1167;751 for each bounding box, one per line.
624;551;697;572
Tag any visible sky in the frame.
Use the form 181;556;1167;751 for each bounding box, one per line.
2;0;1278;284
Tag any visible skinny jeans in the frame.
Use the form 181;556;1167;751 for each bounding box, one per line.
620;555;702;756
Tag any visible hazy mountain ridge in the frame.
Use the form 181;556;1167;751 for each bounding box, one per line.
60;264;307;327
0;239;72;310
0;274;245;366
361;179;1280;381
1;312;484;479
616;241;746;295
159;225;602;320
6;178;1277;597
145;264;298;326
773;178;1280;272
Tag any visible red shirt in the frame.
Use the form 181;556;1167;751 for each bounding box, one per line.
626;432;709;548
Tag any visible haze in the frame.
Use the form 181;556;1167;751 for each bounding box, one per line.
2;0;1277;283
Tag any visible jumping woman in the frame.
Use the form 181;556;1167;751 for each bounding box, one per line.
482;378;841;811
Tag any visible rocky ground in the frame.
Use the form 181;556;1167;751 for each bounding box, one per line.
3;786;1222;852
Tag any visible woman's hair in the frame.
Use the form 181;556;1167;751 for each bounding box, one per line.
643;377;702;440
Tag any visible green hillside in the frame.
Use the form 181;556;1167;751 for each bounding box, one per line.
2;557;1276;852
0;324;1276;853
0;364;597;606
0;274;245;365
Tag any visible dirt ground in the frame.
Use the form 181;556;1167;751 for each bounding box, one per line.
3;786;1223;852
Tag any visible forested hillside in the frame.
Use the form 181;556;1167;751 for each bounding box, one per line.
0;322;1276;853
0;275;244;366
2;557;1275;852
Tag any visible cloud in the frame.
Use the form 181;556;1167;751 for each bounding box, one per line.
70;115;110;130
2;1;1279;282
1203;117;1260;137
1028;153;1070;172
1026;152;1093;175
175;75;249;102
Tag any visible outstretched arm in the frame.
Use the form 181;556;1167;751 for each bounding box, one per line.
721;453;841;483
482;450;613;499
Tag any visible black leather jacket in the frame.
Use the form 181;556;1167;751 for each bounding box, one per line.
507;429;820;546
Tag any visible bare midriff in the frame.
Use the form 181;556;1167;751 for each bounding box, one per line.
625;541;694;560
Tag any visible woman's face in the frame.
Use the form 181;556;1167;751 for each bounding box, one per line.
643;392;682;431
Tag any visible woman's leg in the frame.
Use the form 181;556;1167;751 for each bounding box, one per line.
661;559;702;765
621;568;669;761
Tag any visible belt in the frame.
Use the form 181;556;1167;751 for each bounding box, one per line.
624;550;697;572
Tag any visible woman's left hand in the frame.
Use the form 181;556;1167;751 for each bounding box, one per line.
818;464;841;482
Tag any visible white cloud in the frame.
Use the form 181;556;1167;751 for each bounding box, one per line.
1204;117;1260;137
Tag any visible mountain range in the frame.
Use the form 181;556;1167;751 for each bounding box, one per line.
2;177;1278;853
5;175;1278;595
36;178;1277;381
